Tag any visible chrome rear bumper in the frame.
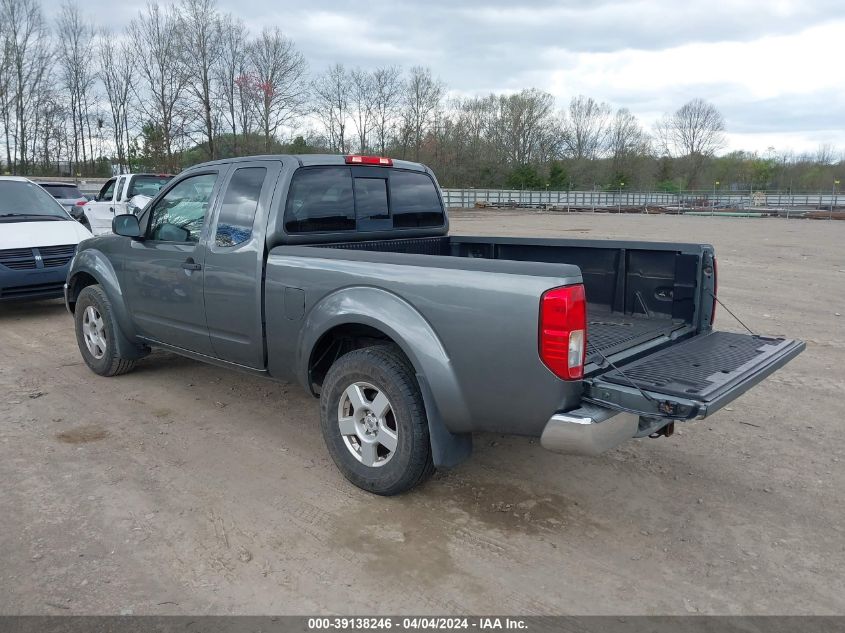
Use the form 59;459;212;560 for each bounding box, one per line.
540;404;639;456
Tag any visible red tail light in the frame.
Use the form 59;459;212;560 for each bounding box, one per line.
539;284;587;380
345;155;393;166
75;199;86;206
710;257;718;326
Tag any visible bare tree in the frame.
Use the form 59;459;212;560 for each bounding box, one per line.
370;66;402;155
216;14;250;153
0;20;14;171
247;26;307;152
656;98;725;158
1;0;51;172
179;0;222;160
452;94;500;166
349;68;375;153
561;95;611;161
130;2;189;171
655;98;725;184
57;2;96;174
814;143;835;165
401;66;443;161
608;108;648;163
498;88;556;165
312;63;351;153
99;34;134;172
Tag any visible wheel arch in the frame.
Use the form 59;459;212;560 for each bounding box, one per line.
67;250;148;361
302;287;473;468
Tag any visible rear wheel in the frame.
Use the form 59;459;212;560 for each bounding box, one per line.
320;345;435;495
74;285;137;377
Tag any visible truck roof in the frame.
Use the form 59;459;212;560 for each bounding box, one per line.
186;154;430;173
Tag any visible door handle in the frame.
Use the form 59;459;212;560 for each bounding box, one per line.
182;259;202;271
110;207;115;213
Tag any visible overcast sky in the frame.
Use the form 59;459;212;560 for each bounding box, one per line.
54;0;845;155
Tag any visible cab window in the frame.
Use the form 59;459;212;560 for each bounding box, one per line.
148;173;217;243
390;170;444;228
215;167;266;247
284;167;355;233
283;166;444;234
98;179;116;202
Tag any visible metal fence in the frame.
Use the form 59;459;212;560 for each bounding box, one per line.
440;188;843;210
31;176;844;211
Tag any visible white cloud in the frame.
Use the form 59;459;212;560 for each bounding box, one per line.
543;20;845;101
39;0;845;153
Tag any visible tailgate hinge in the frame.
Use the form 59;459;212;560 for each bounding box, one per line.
584;378;702;420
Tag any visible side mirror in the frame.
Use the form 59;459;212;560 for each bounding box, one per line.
112;213;142;238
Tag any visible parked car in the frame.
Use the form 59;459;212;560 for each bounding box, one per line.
82;173;173;234
36;182;88;221
0;176;92;301
65;155;804;495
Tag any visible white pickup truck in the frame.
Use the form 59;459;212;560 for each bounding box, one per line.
81;173;173;235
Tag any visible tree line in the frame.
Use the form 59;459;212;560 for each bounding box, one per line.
1;0;841;192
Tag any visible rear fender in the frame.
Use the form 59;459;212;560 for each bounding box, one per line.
300;286;472;467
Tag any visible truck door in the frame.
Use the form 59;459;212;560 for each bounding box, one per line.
85;178;117;234
122;169;225;356
203;161;282;368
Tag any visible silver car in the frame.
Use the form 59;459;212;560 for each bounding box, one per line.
36;182;89;222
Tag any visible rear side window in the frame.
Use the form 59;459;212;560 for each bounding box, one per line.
215;167;266;247
285;167;355;233
284;167;444;234
390;170;444;228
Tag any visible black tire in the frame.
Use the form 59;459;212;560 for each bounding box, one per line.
320;345;435;495
74;285;137;377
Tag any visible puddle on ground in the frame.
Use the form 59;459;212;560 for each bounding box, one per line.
328;473;598;584
329;502;458;581
426;473;591;535
56;425;109;444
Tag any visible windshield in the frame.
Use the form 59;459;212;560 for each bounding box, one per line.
0;180;69;220
128;175;173;198
41;184;84;199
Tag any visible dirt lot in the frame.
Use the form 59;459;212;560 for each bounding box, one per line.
1;211;843;615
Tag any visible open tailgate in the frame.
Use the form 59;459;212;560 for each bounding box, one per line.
584;331;805;420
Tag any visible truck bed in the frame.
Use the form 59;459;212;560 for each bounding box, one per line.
317;235;706;367
586;306;687;363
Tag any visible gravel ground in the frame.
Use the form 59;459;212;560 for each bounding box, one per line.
1;211;843;615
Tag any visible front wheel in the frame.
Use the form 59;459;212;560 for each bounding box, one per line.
74;285;137;377
320;345;435;495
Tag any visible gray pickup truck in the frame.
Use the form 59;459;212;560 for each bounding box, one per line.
65;154;804;495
